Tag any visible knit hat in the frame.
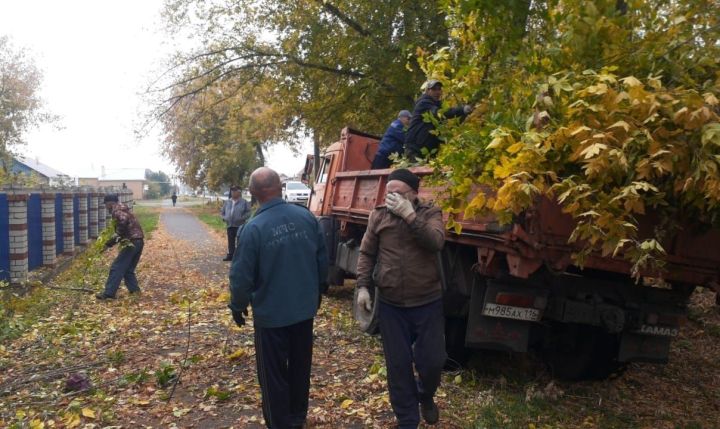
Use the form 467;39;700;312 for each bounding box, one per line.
387;169;420;192
397;110;411;119
103;194;119;203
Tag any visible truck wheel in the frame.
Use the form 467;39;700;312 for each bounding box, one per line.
353;286;380;335
587;332;626;380
542;324;624;380
542;324;596;381
444;317;469;370
327;265;345;286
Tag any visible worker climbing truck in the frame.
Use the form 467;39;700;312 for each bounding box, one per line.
305;127;720;380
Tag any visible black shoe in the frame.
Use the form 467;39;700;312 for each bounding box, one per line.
129;290;141;295
420;398;439;425
95;293;115;300
222;255;233;262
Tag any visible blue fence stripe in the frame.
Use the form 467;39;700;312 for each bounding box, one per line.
27;194;43;270
55;194;63;254
0;194;9;281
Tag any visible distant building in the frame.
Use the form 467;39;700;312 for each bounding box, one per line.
7;156;71;186
99;168;147;200
75;167;147;200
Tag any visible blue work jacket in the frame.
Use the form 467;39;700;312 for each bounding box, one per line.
229;198;329;328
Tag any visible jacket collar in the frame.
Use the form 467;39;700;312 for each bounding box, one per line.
255;197;285;216
420;93;441;106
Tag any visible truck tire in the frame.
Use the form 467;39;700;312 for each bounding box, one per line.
327;265;345;286
542;324;598;381
542;324;623;380
444;317;469;370
353;286;380;335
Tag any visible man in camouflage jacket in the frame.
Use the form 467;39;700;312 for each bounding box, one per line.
96;194;145;300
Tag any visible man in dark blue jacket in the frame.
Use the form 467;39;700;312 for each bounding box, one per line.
371;110;412;169
228;167;328;429
404;79;473;161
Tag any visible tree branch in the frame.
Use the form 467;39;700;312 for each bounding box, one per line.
315;0;371;37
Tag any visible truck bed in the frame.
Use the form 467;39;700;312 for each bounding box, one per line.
327;166;720;289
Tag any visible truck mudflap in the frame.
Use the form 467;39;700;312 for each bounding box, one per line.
465;280;548;353
618;332;671;363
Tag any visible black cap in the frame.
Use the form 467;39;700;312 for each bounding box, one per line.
103;194;119;203
387;169;420;192
230;185;240;191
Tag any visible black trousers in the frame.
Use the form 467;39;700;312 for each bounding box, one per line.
378;299;446;429
226;226;238;257
103;239;144;297
254;318;314;429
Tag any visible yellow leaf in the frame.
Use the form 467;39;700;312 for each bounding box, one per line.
487;137;504;149
608;120;630;132
621;76;642;87
340;399;354;409
570;126;591;137
507;142;524;154
227;348;247;361
63;412;81;429
29;419;45;429
704;92;719;106
81;408;96;419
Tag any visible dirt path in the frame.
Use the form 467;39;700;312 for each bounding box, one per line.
1;206;718;428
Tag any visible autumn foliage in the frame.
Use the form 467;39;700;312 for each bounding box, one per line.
420;0;720;274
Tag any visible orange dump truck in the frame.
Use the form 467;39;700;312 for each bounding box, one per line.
305;127;720;379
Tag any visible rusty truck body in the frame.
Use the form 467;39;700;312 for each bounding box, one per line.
307;127;720;379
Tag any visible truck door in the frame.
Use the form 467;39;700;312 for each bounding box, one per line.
308;155;332;215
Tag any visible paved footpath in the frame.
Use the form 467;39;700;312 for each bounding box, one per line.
161;208;227;274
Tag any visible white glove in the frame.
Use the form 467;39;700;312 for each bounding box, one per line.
385;192;400;211
463;104;474;114
385;192;415;222
357;287;372;312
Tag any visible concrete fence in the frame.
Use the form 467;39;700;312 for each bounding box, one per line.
0;188;134;284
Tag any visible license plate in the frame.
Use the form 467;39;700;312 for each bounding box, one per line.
482;303;541;321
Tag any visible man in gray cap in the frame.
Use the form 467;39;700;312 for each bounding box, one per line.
404;79;473;161
371;110;412;169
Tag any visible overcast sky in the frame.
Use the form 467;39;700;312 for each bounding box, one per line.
0;0;309;179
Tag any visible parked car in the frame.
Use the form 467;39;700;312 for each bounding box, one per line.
282;181;310;205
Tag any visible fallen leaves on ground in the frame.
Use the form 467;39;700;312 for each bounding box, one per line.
0;207;718;428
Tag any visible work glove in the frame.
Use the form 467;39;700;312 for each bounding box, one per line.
104;235;120;250
385;192;416;222
357;287;372;312
463;104;474;114
230;308;248;327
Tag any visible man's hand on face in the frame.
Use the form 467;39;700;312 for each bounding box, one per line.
385;192;416;223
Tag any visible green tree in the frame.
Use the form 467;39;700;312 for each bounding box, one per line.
0;36;53;183
420;0;720;273
144;169;172;199
160;79;281;191
154;0;447;164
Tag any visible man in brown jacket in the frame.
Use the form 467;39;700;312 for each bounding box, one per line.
356;168;446;428
96;194;145;300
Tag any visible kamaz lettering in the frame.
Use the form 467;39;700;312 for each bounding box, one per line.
638;325;679;337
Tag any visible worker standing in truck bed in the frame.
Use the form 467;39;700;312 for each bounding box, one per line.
404;79;472;161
